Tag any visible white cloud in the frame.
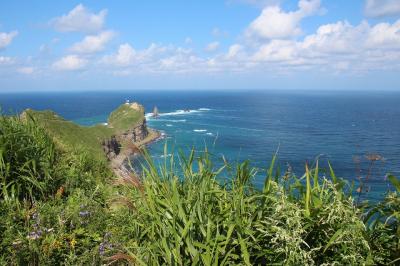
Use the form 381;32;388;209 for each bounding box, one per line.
102;43;137;66
0;31;18;49
17;67;35;74
247;18;400;73
101;42;207;74
36;1;400;77
226;44;243;59
51;4;107;33
366;20;400;48
365;0;400;18
302;21;369;54
253;40;298;61
246;0;320;39
70;31;114;53
205;41;220;52
0;56;14;65
53;55;87;71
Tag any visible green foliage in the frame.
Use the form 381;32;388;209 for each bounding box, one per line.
363;175;400;264
0;115;399;265
0;114;113;264
0;115;60;201
108;149;377;265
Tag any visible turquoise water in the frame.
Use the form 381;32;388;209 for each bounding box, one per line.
1;90;399;199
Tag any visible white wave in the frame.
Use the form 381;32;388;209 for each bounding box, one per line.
145;113;154;118
206;132;214;136
160;154;172;158
160;119;186;123
102;122;108;126
161;109;201;116
166;124;173;127
194;129;207;132
146;108;210;119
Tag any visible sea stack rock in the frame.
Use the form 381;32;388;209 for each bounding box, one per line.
153;106;159;118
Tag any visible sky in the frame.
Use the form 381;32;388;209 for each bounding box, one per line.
0;0;400;92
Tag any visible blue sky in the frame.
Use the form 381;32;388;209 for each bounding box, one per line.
0;0;400;91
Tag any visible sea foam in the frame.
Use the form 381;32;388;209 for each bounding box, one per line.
146;108;210;118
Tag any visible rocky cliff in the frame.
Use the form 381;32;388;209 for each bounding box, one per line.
102;102;152;161
119;119;149;143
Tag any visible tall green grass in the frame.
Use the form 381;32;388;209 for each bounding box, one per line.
0;114;60;201
108;148;398;265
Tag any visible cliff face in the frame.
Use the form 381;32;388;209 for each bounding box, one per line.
102;136;120;160
102;102;150;161
119;119;149;143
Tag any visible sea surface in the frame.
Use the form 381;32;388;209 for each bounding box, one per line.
1;90;400;200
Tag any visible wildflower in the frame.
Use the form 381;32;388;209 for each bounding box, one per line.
27;231;40;240
104;232;112;239
45;228;54;233
12;240;22;248
99;232;114;256
99;242;105;255
55;185;64;198
79;210;90;217
51;240;61;250
70;238;77;249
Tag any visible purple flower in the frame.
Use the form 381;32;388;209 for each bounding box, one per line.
27;231;40;240
99;244;104;255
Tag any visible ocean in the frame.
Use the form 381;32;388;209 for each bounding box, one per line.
1;90;399;200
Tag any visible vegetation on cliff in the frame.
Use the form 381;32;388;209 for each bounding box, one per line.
22;102;146;160
0;112;399;264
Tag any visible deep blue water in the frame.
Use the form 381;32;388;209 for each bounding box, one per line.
1;90;399;199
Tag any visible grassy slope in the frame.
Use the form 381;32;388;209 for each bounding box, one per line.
108;103;145;132
23;103;145;160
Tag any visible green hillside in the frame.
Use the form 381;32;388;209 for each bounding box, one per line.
108;103;145;132
23;103;145;160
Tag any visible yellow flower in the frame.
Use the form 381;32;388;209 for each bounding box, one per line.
70;238;77;249
52;240;61;250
